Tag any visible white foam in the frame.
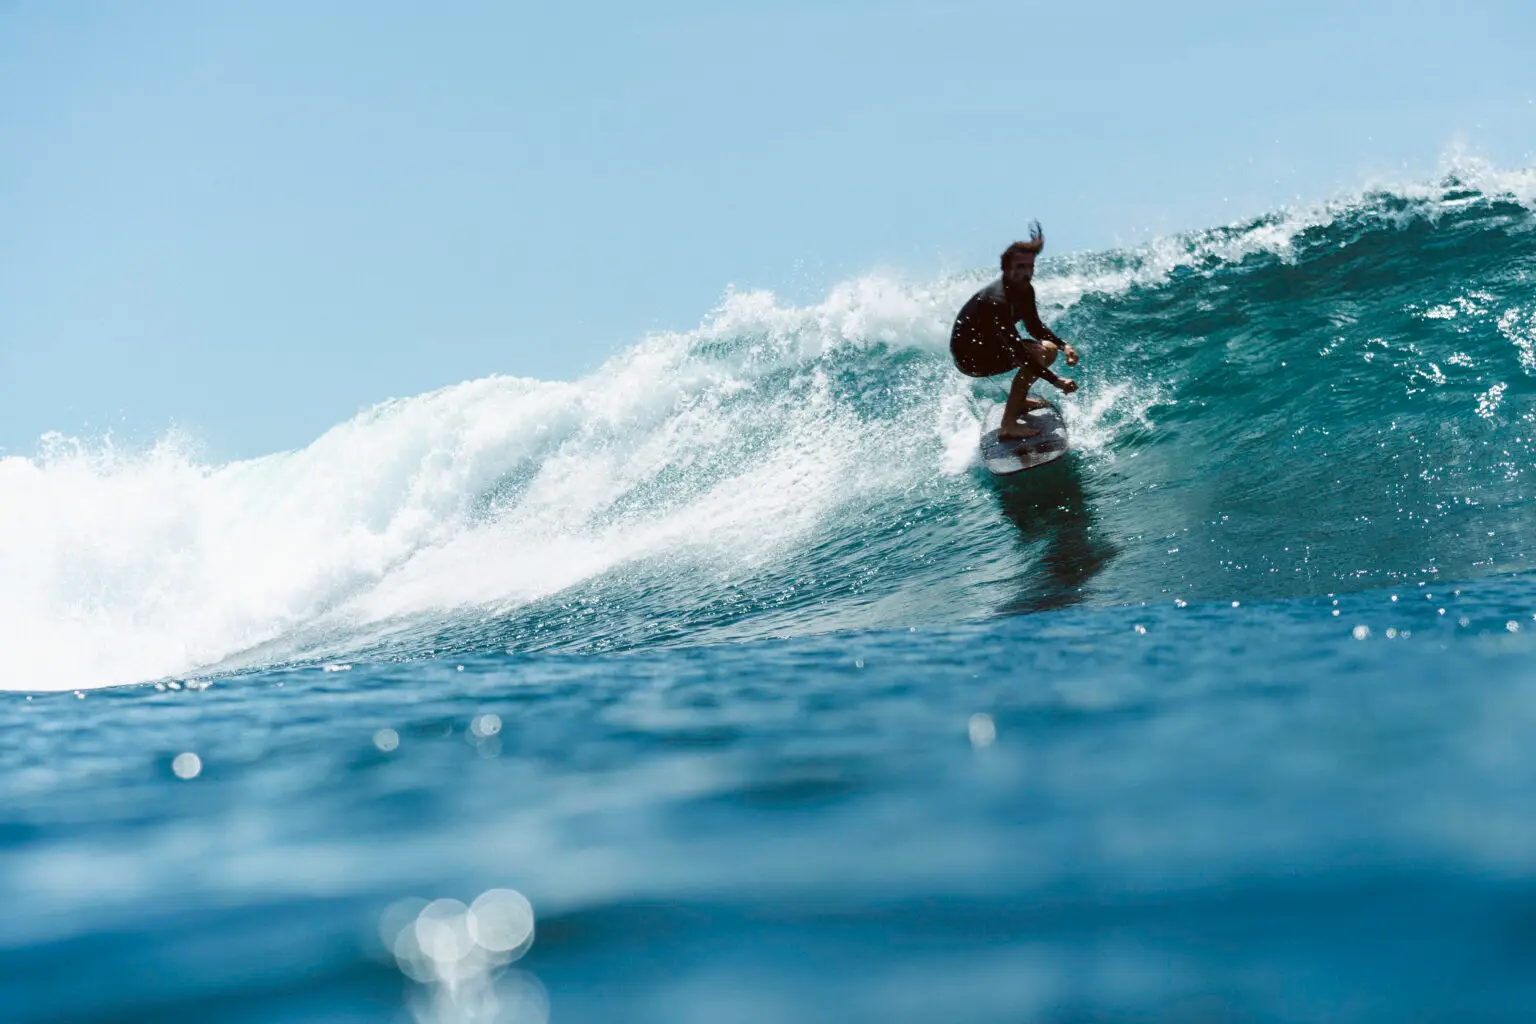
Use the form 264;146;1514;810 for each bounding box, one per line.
1064;380;1164;460
0;321;943;691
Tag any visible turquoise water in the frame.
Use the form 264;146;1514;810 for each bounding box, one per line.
6;165;1536;1021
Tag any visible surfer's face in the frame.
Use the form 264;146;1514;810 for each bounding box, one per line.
1004;253;1036;287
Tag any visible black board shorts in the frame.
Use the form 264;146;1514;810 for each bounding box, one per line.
951;330;1020;377
951;314;1039;378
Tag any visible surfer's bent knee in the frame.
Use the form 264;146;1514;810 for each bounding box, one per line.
1012;341;1057;373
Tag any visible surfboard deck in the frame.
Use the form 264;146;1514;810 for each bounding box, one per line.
979;401;1069;475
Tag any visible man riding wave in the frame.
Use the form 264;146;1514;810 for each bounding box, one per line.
950;223;1079;439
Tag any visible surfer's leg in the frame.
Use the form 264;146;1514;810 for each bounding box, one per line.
998;369;1041;440
998;343;1058;439
1021;342;1060;410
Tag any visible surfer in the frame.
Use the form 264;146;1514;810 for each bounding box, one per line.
950;223;1079;439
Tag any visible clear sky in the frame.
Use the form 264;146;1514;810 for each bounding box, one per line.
3;1;1533;459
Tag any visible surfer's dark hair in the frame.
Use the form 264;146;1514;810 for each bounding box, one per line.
1000;222;1045;269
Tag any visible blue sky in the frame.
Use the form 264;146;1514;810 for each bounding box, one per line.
3;0;1533;459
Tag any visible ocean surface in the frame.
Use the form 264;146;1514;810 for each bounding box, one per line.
6;163;1536;1021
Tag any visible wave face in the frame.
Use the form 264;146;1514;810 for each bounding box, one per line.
7;165;1536;691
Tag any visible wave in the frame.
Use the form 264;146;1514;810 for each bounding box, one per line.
6;162;1536;691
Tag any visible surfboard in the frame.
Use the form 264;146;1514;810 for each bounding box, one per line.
979;401;1069;475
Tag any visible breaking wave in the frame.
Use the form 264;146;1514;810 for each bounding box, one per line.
6;160;1536;690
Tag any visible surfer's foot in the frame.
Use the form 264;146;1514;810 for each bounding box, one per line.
997;423;1040;441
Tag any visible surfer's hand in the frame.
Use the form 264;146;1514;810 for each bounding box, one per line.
1054;376;1078;394
1063;344;1079;367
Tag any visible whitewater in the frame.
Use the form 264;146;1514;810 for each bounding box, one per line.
6;162;1536;692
